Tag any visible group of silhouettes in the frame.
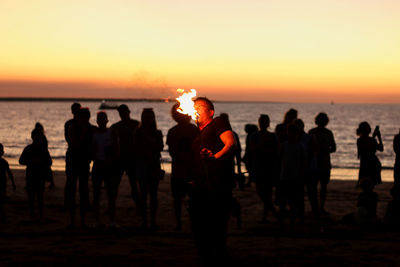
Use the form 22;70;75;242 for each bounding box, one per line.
1;103;400;231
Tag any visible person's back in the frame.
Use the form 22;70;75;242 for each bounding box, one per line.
309;127;336;170
167;104;199;230
111;119;139;160
69;115;93;164
280;141;305;184
251;130;278;181
19;138;52;174
358;136;378;159
167;122;199;176
19;129;51;222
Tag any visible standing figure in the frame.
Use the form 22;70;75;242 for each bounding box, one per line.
91;112;119;228
19;129;52;222
393;130;400;184
242;124;258;187
66;108;94;228
278;124;306;227
190;97;236;262
111;104;140;211
64;102;81;208
220;113;243;189
0;144;16;222
249;114;279;223
356;122;383;186
35;122;54;188
275;108;298;147
133;108;164;230
308;112;336;214
167;103;199;230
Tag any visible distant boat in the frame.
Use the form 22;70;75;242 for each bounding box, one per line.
99;100;118;109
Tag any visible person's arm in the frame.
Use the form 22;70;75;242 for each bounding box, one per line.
6;163;16;191
329;131;336;153
376;132;384;152
210;130;236;159
234;133;242;173
157;130;164;153
19;147;28;166
357;139;361;159
394;135;400;155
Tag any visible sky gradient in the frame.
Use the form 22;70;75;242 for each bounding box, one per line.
1;0;399;103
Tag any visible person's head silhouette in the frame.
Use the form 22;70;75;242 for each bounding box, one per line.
258;114;270;131
315;112;329;127
171;103;191;124
357;121;371;136
117;104;131;121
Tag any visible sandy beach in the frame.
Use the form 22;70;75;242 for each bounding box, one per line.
1;169;400;266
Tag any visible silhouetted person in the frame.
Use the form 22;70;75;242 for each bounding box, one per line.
0;144;16;223
343;178;378;225
190;97;236;262
356;122;383;186
249;114;279;223
219;113;242;227
308;112;336;214
66;107;94;228
293;119;313;223
219;113;244;182
275;108;298;146
278;123;306;227
64;102;81;208
111;104;140;211
393;130;400;184
167;103;199;230
34;122;54;188
19;129;52;222
91;112;119;228
242;124;258;187
133;108;163;230
384;185;400;227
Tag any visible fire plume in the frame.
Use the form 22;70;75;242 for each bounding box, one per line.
176;89;198;121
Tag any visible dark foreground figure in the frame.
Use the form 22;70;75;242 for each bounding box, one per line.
167;103;199;230
189;97;236;263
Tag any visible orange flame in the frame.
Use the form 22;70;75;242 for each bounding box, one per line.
176;89;198;121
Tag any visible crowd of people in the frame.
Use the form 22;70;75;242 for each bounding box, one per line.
1;99;400;261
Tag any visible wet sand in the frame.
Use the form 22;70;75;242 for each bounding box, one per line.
1;169;400;266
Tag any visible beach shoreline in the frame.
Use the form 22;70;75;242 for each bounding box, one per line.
6;156;396;183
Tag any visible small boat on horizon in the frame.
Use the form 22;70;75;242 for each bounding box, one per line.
99;100;119;110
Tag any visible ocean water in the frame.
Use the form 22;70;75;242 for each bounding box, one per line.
1;101;399;180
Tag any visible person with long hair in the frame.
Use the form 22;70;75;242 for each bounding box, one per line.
133;108;164;230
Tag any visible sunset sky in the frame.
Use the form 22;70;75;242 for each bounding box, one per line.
1;0;399;103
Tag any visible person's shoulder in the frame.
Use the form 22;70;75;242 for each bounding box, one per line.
213;116;231;130
0;157;8;166
64;118;74;127
308;127;318;134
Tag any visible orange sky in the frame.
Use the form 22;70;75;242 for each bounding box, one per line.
1;0;399;103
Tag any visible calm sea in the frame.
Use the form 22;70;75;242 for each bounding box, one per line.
1;100;399;181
